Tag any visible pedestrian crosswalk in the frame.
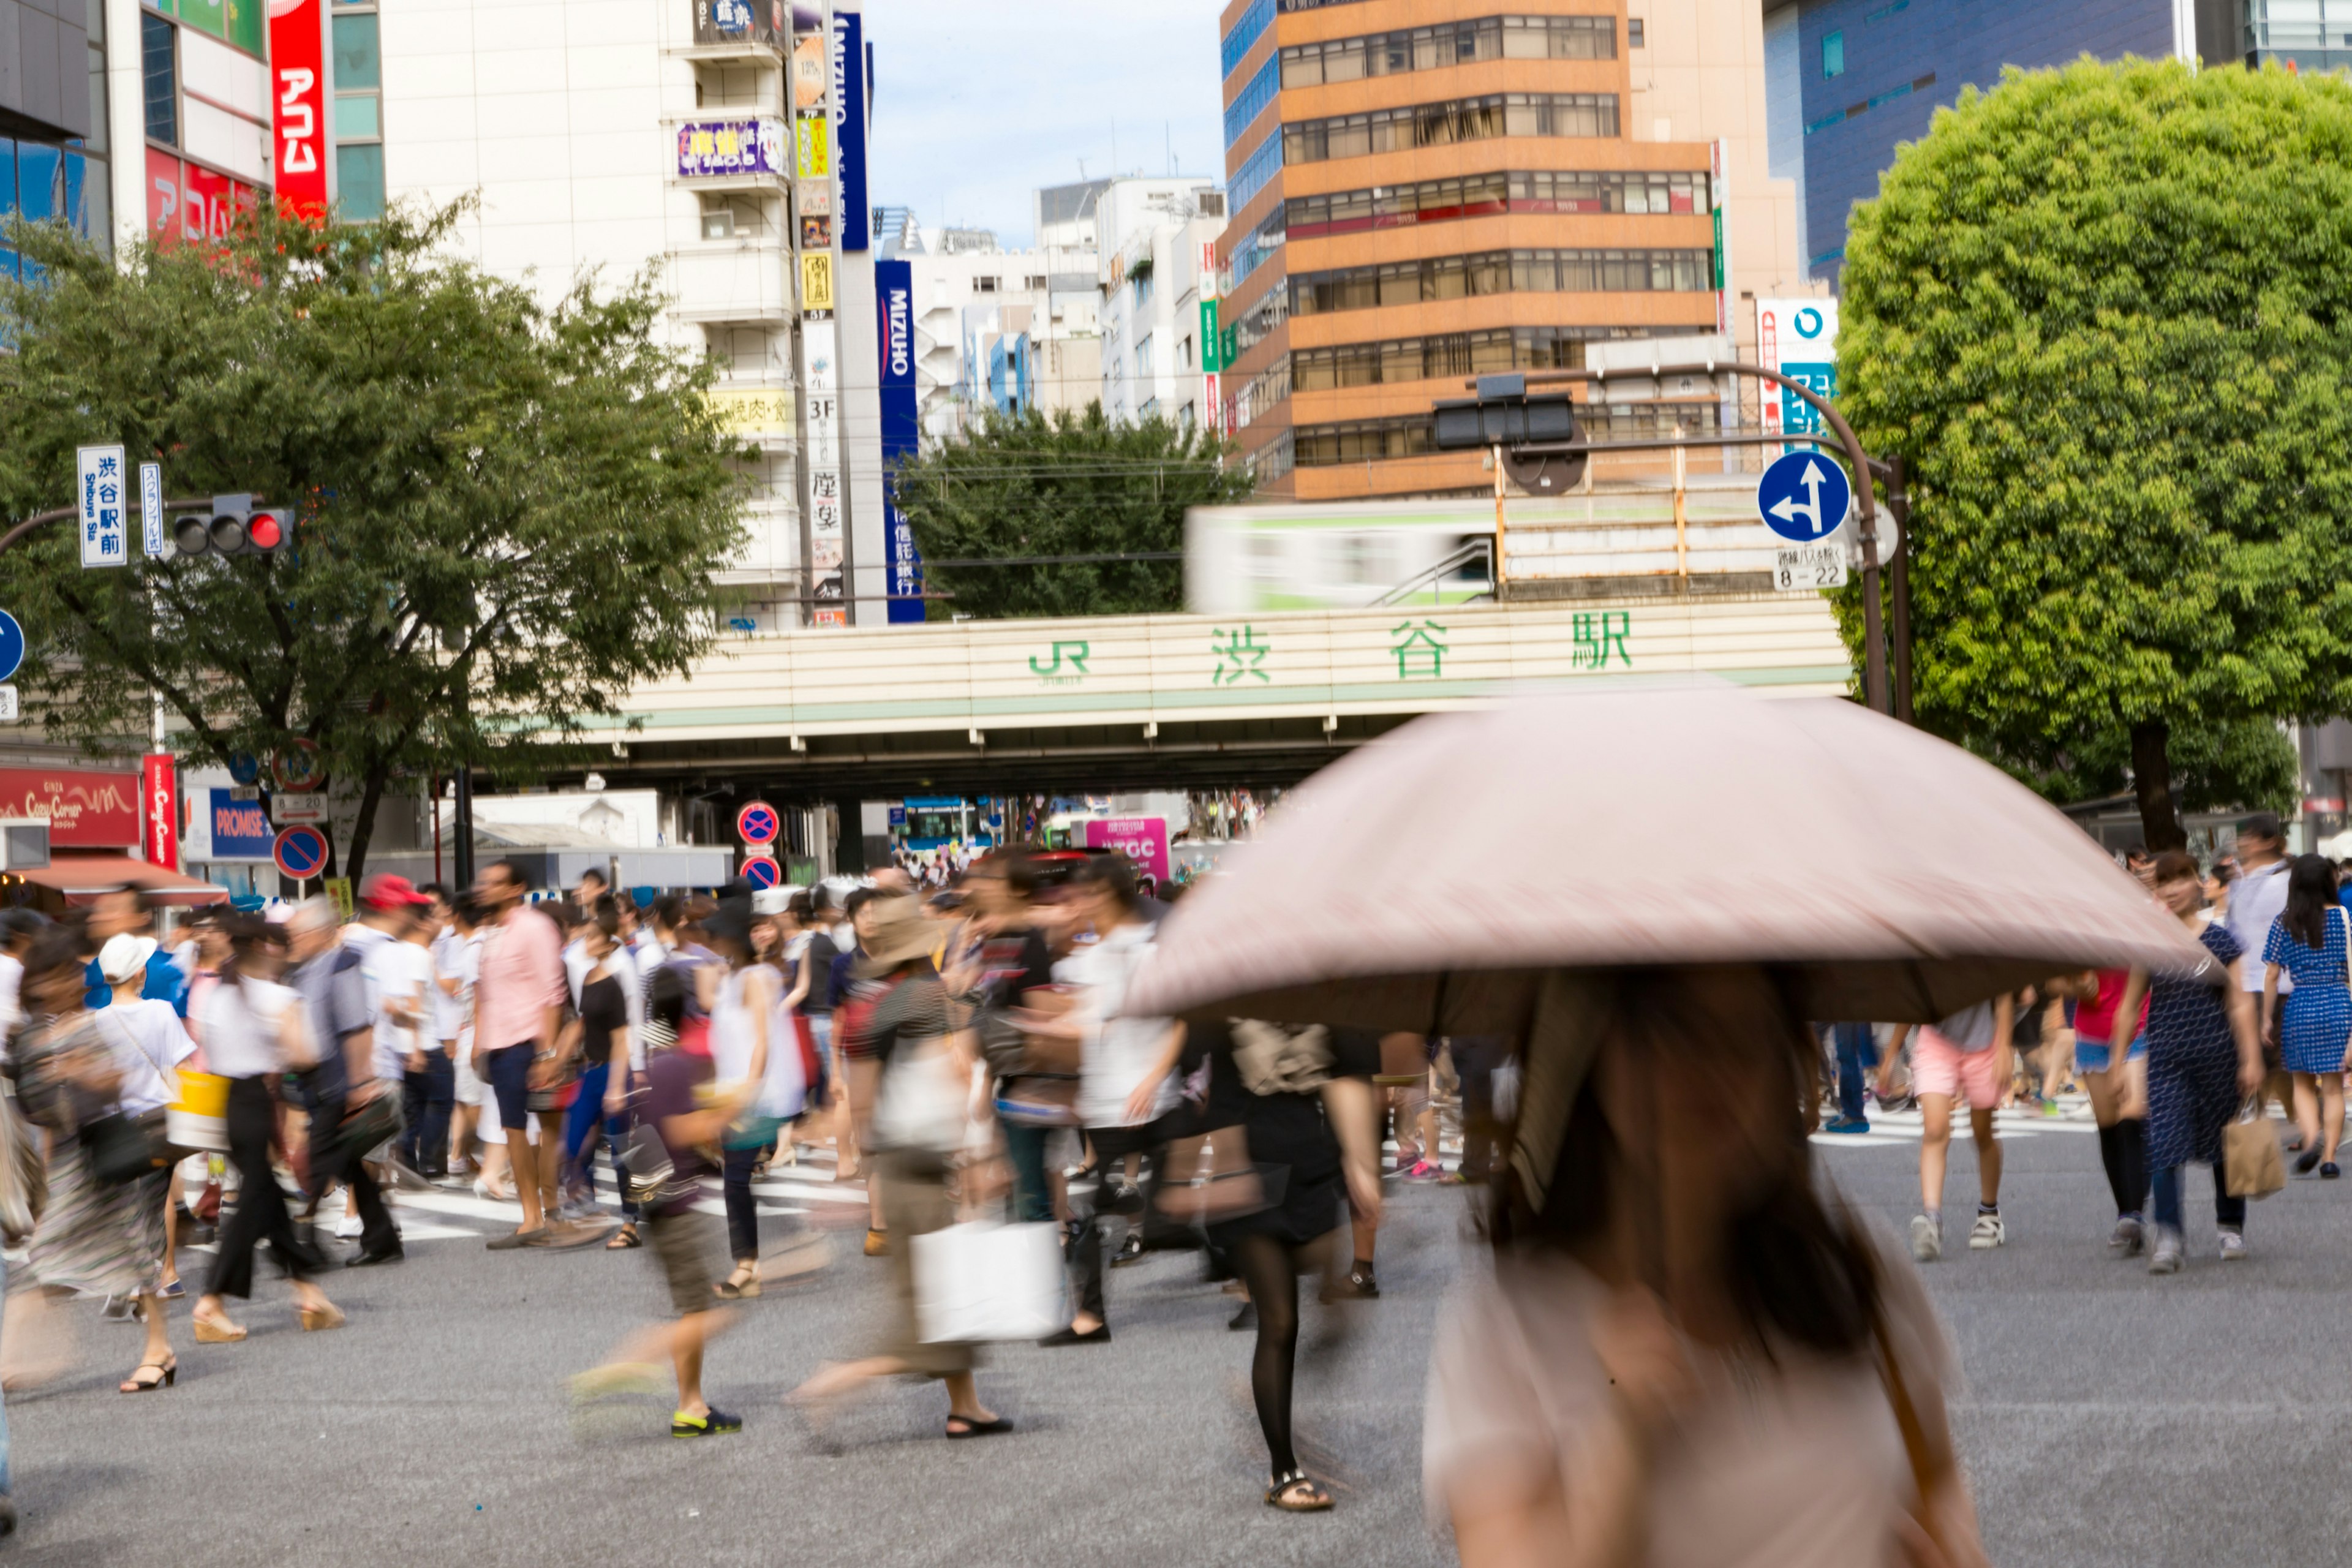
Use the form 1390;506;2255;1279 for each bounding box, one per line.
1811;1099;2103;1149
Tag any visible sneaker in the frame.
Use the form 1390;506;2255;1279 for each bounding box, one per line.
2218;1229;2248;1262
1821;1117;1871;1135
671;1406;743;1439
862;1228;889;1257
1401;1159;1444;1182
1109;1233;1147;1268
1909;1215;1942;1262
1968;1213;2005;1251
333;1214;364;1240
2108;1215;2146;1257
2148;1226;2185;1274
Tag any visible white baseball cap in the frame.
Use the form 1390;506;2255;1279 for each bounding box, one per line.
97;933;158;984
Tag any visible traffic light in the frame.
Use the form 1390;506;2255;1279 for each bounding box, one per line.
1431;372;1587;494
170;495;292;558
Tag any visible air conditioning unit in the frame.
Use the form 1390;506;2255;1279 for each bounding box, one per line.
0;818;50;870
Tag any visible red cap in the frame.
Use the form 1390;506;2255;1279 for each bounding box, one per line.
361;873;431;910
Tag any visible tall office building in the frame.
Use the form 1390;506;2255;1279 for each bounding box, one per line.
0;0;102;275
1766;0;2239;286
1215;0;1801;501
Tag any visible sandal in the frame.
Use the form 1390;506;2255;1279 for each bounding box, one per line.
119;1356;178;1393
606;1224;641;1250
298;1302;346;1333
192;1313;247;1344
714;1264;762;1300
945;1414;1012;1439
1265;1469;1333;1512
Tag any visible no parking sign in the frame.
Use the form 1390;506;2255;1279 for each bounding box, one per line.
273;824;328;881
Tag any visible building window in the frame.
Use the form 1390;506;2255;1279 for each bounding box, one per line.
974;275;1000;292
1179;334;1194;369
1289;325;1662;391
1284;167;1709;240
1224;55;1279;148
142;10;178;146
1137;334;1155;377
1629;18;1645;48
1283;92;1620;166
332;11;382;87
1822;31;1844;78
1023;274;1046;290
1280;15;1616;88
1229;130;1283;213
333;4;383;217
336;143;384;219
1289;247;1715;317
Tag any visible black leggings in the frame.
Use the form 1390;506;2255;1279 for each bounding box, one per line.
206;1076;317;1300
1232;1231;1319;1479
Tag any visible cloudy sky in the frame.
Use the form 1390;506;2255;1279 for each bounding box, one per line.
862;0;1230;248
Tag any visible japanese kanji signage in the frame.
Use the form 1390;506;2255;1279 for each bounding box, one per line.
77;445;127;569
676;117;786;179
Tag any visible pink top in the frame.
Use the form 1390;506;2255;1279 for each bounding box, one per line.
474;904;564;1051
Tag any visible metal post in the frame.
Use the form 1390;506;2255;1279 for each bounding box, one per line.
1887;456;1913;724
453;767;475;889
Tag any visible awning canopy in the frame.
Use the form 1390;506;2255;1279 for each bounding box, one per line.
12;853;232;907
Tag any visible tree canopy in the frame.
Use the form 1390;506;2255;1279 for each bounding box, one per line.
890;402;1249;619
0;201;747;878
1838;58;2352;845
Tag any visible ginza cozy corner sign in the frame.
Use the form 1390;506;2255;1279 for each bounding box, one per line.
1123;681;2216;1033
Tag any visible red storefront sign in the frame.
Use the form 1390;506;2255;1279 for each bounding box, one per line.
143;755;181;872
146;149;260;250
0;768;141;846
268;0;328;218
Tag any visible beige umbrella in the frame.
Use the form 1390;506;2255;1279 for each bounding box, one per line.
1126;680;2218;1035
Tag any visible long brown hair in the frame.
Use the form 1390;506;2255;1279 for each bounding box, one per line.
1490;969;1882;1359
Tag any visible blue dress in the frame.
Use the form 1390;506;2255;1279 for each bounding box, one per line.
2146;923;2245;1172
2263;911;2352;1074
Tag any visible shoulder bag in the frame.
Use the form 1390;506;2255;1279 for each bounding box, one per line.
81;1011;180;1185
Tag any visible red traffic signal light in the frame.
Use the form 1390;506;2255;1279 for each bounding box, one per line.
167;500;292;558
246;509;290;554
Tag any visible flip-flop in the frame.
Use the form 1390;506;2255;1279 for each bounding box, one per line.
944;1415;1012;1439
605;1226;641;1250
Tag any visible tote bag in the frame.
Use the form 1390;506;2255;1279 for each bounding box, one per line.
911;1220;1068;1344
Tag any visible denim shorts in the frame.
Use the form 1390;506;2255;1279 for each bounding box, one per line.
2075;1033;2147;1074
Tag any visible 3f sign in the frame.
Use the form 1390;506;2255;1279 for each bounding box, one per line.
278;70;317;172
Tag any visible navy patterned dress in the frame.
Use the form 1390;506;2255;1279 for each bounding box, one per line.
2263;910;2352;1074
2146;922;2245;1172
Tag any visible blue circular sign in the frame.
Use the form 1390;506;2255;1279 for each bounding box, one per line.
0;611;23;685
273;824;328;880
741;856;781;891
228;752;262;786
1757;450;1853;545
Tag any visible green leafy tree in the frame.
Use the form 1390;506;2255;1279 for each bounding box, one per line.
0;202;746;878
1837;58;2352;848
890;403;1249;619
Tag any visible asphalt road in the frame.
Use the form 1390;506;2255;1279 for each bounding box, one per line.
2;1108;2347;1567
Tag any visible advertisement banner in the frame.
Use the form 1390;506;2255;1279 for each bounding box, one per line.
830;9;868;251
1084;817;1170;888
794;111;831;179
0;768;140;846
676;117;786;179
791;31;827;108
208;789;276;859
142;755;180;873
802;318;846;625
876;258;923;624
1755;298;1839;454
796;178;832;216
691;0;783;48
268;0;328;217
800;213;832;251
800;251;835;313
1199;298;1221;372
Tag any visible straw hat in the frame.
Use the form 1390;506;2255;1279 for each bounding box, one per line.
855;895;935;974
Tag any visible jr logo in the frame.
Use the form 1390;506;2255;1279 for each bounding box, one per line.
1028;641;1091;684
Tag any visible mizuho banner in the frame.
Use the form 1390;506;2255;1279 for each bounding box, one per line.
877;258;923;624
830;8;869;251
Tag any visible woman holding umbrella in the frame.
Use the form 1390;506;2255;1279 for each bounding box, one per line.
1122;684;2213;1567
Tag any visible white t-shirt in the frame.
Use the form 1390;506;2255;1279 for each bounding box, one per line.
1058;920;1177;1129
94;997;198;1116
0;951;23;1042
429;926;467;1042
355;927;431;1079
563;937;591;1009
2227;858;2294;994
1424;1240;1954;1568
198;976;300;1080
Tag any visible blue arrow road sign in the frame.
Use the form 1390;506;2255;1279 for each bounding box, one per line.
0;611;24;684
1757;450;1852;545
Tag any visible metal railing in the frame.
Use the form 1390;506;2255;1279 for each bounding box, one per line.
1372;536;1494;608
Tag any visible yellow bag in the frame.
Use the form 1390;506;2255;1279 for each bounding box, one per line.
165;1070;230;1155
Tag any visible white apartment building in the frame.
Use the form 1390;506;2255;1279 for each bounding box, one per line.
1094;176;1227;431
890;216;1101;441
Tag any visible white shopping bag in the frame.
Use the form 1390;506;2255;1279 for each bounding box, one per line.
911;1221;1069;1344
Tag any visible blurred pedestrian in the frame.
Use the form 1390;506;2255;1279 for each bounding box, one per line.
472;859;572;1247
1426;968;1985;1566
701;891;786;1298
2261;854;2351;1178
2222;813;2298;1136
7;930;183;1391
1822;1022;1877;1134
2060;968;2150;1253
190;919;342;1343
2117;850;2264;1272
1896;995;2014;1261
287;896;401;1267
788;895;1006;1440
